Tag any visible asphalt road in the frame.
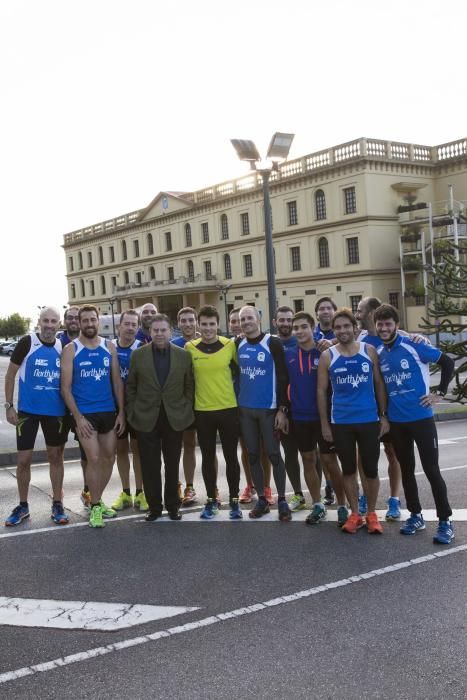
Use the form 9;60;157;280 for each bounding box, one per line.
0;420;466;698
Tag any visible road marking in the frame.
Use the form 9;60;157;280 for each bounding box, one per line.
0;598;199;631
1;544;465;686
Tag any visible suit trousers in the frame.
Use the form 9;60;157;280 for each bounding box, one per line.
137;404;183;513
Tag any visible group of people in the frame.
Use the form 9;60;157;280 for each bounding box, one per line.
3;296;455;544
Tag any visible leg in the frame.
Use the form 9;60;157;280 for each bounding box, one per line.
217;408;241;500
260;442;272;488
281;430;302;494
301;450;321;502
182;429;197;485
116;436;131;490
258;411;286;498
161;428;183;512
79;432;104;504
15;450;33;502
332;424;359;513
412;419;452;521
239;408;263;496
130;437;143;491
46;445;65;501
195;411;218;500
384;441;401;499
320;452;346;505
355;423;381;512
390;422;421;515
137;428;163;513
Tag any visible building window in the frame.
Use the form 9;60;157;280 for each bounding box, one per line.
123;271;129;284
243;254;253;277
71;283;76;299
224;254;232;279
89;280;95;296
221;214;229;240
100;276;106;295
185;223;192;247
122;240;127;260
346;237;360;264
87;251;93;268
165;231;172;251
98;246;104;265
349;295;362;313
290;246;301;271
78;252;83;270
111;275;117;289
147;233;154;255
149;266;155;280
293;299;304;313
241;212;250;235
315;190;326;220
187;260;195;282
80;279;85;297
133;240;140;258
204;260;213;280
69;256;74;272
287;200;298;226
388;292;399;308
109;246;115;263
344;186;357;214
201;222;209;244
318;237;330;268
135;272;142;285
168;266;175;281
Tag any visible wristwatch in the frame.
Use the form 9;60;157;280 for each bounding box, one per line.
380;411;388;417
4;402;14;410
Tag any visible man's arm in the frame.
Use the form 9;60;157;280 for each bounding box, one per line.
108;341;125;435
317;351;332;442
4;361;20;426
60;344;92;440
368;346;389;436
184;356;195;405
421;352;455;407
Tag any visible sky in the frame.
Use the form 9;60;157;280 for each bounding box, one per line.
1;0;466;324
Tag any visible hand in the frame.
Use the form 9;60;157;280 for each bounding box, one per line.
321;422;333;443
316;338;333;352
379;416;390;437
114;412;126;437
274;410;288;433
76;415;94;440
420;393;443;408
6;406;18;426
410;333;428;344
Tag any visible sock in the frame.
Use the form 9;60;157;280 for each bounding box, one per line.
83;484;89;492
53;500;62;505
20;501;28;507
278;496;286;503
135;489;142;496
296;491;304;497
123;488;131;496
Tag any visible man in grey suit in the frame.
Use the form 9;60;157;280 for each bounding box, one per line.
126;313;194;521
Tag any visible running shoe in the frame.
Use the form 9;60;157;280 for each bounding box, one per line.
337;505;349;528
239;484;255;503
400;513;425;535
5;504;30;527
433;520;454;545
133;492;149;511
111;492;133;511
358;494;368;516
366;511;383;534
342;512;364;534
385;497;401;521
288;494;306;511
89;504;104;528
305;502;326;525
80;489;91;509
278;500;292;522
51;502;69;525
182;486;197;506
323;482;335;506
248;497;270;519
200;498;218;520
229;498;243;520
99;501;117;519
264;486;275;506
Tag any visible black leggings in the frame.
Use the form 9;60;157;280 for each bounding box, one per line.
332;422;380;479
195;408;240;500
390;418;452;520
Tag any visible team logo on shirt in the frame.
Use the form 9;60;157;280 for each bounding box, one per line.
56;358;60;367
400;359;409;369
257;352;265;362
103;357;110;367
35;359;48;367
362;362;369;373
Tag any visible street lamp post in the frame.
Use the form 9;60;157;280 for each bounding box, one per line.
231;132;294;332
108;297;117;338
216;283;232;334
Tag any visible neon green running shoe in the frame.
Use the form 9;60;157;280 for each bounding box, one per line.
99;501;117;519
111;492;133;511
89;504;104;528
133;492;149;511
288;494;306;511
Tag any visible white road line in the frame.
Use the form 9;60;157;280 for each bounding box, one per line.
1;544;466;686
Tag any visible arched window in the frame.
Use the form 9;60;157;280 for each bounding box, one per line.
221;214;229;240
147;232;154;255
149;265;156;280
100;276;106;295
224;254;232;279
122;240;127;260
185;223;192;247
80;279;85;297
187;259;195;282
315;189;326;220
318;237;330;268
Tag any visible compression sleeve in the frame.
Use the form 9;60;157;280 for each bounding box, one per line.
436;353;455;395
10;335;31;366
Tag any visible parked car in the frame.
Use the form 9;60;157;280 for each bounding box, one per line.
2;342;17;356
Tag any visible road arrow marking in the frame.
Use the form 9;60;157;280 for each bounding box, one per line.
0;598;199;631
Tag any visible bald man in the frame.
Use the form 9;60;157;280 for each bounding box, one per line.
135;303;158;344
4;307;69;526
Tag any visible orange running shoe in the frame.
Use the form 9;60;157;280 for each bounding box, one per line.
264;486;276;506
366;511;384;534
239;484;255;503
342;512;364;534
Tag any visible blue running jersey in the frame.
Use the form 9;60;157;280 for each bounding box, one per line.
328;342;378;424
357;330;383;348
237;333;277;409
279;335;298;350
18;333;65;416
377;335;441;422
313;324;335;343
171;336;187;348
72;338;116;413
286;346;321;421
112;339;141;384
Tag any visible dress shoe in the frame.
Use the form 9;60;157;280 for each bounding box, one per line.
145;511;162;522
168;510;182;521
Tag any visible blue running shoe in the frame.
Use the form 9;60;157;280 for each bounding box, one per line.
433;520;454;545
200;498;217;520
400;513;425;535
51;502;69;525
385;497;401;521
5;504;30;527
229;498;243;520
305;502;326;525
278;499;292;522
358;494;368;516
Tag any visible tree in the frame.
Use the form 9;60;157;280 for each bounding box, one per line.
0;313;30;339
419;244;467;404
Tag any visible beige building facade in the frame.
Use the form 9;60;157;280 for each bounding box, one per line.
63;136;467;331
